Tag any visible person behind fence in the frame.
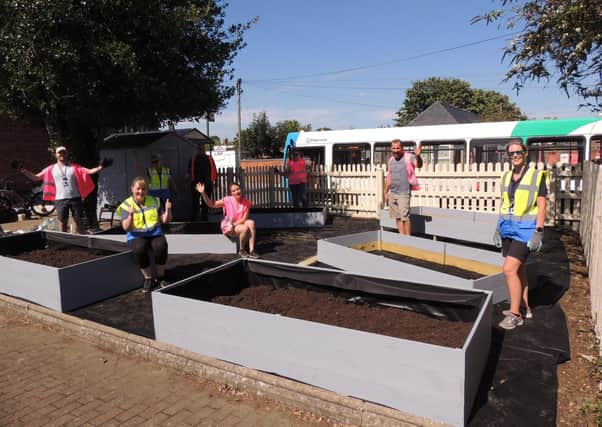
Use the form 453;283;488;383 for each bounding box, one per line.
19;146;109;234
146;153;176;205
494;139;548;330
188;142;213;221
277;148;309;208
384;139;422;235
117;177;172;293
195;181;259;259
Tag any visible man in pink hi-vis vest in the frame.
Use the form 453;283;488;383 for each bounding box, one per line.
385;139;423;235
19;146;106;233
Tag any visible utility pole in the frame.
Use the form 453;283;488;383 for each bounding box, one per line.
237;78;242;166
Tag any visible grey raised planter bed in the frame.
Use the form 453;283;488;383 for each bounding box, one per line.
209;207;328;229
93;222;237;255
0;231;141;312
152;258;492;427
380;206;499;246
318;229;508;303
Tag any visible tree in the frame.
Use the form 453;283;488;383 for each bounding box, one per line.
0;0;252;161
0;0;251;225
273;120;311;155
394;77;526;126
472;0;602;111
240;112;275;158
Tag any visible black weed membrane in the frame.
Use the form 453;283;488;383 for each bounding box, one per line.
162;258;488;326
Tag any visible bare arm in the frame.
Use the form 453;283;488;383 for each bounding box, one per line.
195;182;223;208
162;199;172;224
536;196;546;229
81;165;103;175
20;167;44;182
413;145;423;168
121;204;134;231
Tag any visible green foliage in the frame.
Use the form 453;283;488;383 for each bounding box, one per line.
0;0;252;161
472;0;602;111
240;113;311;158
395;77;526;126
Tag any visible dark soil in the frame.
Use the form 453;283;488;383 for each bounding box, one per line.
212;285;472;348
371;250;486;279
8;241;113;268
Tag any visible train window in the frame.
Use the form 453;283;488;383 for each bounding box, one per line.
470;139;514;164
419;141;465;166
373;141;414;165
527;137;584;165
296;147;324;169
591;136;602;161
333;143;371;165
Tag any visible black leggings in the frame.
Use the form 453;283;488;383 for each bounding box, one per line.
128;235;168;269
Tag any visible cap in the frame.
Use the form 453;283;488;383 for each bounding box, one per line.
55;146;68;154
151;152;161;162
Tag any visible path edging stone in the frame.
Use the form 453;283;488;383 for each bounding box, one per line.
0;293;446;427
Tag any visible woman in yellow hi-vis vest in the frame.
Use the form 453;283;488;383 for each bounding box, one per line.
117;177;172;293
494;140;548;330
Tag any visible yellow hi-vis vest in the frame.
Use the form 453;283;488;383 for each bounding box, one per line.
146;167;171;190
117;196;160;231
500;166;545;221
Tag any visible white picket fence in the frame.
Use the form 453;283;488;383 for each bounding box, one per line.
217;162;583;226
579;162;602;345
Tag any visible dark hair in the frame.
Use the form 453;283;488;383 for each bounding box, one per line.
505;139;527;153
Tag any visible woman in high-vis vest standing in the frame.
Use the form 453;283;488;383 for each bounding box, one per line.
117;177;172;293
494;140;548;330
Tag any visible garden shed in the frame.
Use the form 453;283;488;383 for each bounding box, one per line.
97;128;211;221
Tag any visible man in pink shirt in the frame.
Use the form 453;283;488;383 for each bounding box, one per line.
20;146;106;233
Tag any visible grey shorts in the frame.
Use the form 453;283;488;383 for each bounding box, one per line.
54;197;84;226
389;193;410;220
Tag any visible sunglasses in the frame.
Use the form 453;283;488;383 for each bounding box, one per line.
507;150;525;157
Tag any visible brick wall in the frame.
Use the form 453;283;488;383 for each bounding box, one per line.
0;116;51;191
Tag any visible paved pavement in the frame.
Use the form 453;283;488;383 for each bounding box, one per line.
0;312;331;427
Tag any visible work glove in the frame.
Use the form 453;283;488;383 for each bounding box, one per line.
527;230;544;252
100;157;114;168
493;228;502;249
10;160;23;170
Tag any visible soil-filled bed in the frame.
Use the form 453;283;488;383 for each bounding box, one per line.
7;241;113;267
212;284;473;348
369;249;485;280
163;260;486;349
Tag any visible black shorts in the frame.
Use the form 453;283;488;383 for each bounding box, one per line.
502;238;530;263
54;197;84;226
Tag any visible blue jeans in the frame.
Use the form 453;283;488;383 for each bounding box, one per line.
290;183;307;208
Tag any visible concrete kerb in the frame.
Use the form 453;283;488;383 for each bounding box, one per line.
0;293;447;427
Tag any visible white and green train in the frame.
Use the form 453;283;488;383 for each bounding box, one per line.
283;117;602;167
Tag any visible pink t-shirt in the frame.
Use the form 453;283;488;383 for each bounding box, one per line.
223;195;252;222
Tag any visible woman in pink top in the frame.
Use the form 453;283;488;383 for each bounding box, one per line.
196;182;258;258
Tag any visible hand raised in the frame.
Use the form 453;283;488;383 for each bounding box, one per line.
195;182;205;194
165;198;172;210
127;205;135;215
414;144;422;156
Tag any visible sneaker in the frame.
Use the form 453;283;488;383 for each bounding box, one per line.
502;307;533;319
142;278;154;293
498;312;524;330
248;251;260;259
239;249;249;258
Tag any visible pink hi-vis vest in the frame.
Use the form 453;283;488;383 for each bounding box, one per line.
41;163;96;201
387;153;420;191
287;158;307;185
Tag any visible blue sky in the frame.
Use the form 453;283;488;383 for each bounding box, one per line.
176;0;599;141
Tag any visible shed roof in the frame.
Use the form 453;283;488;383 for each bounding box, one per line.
103;128;210;149
408;102;480;126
